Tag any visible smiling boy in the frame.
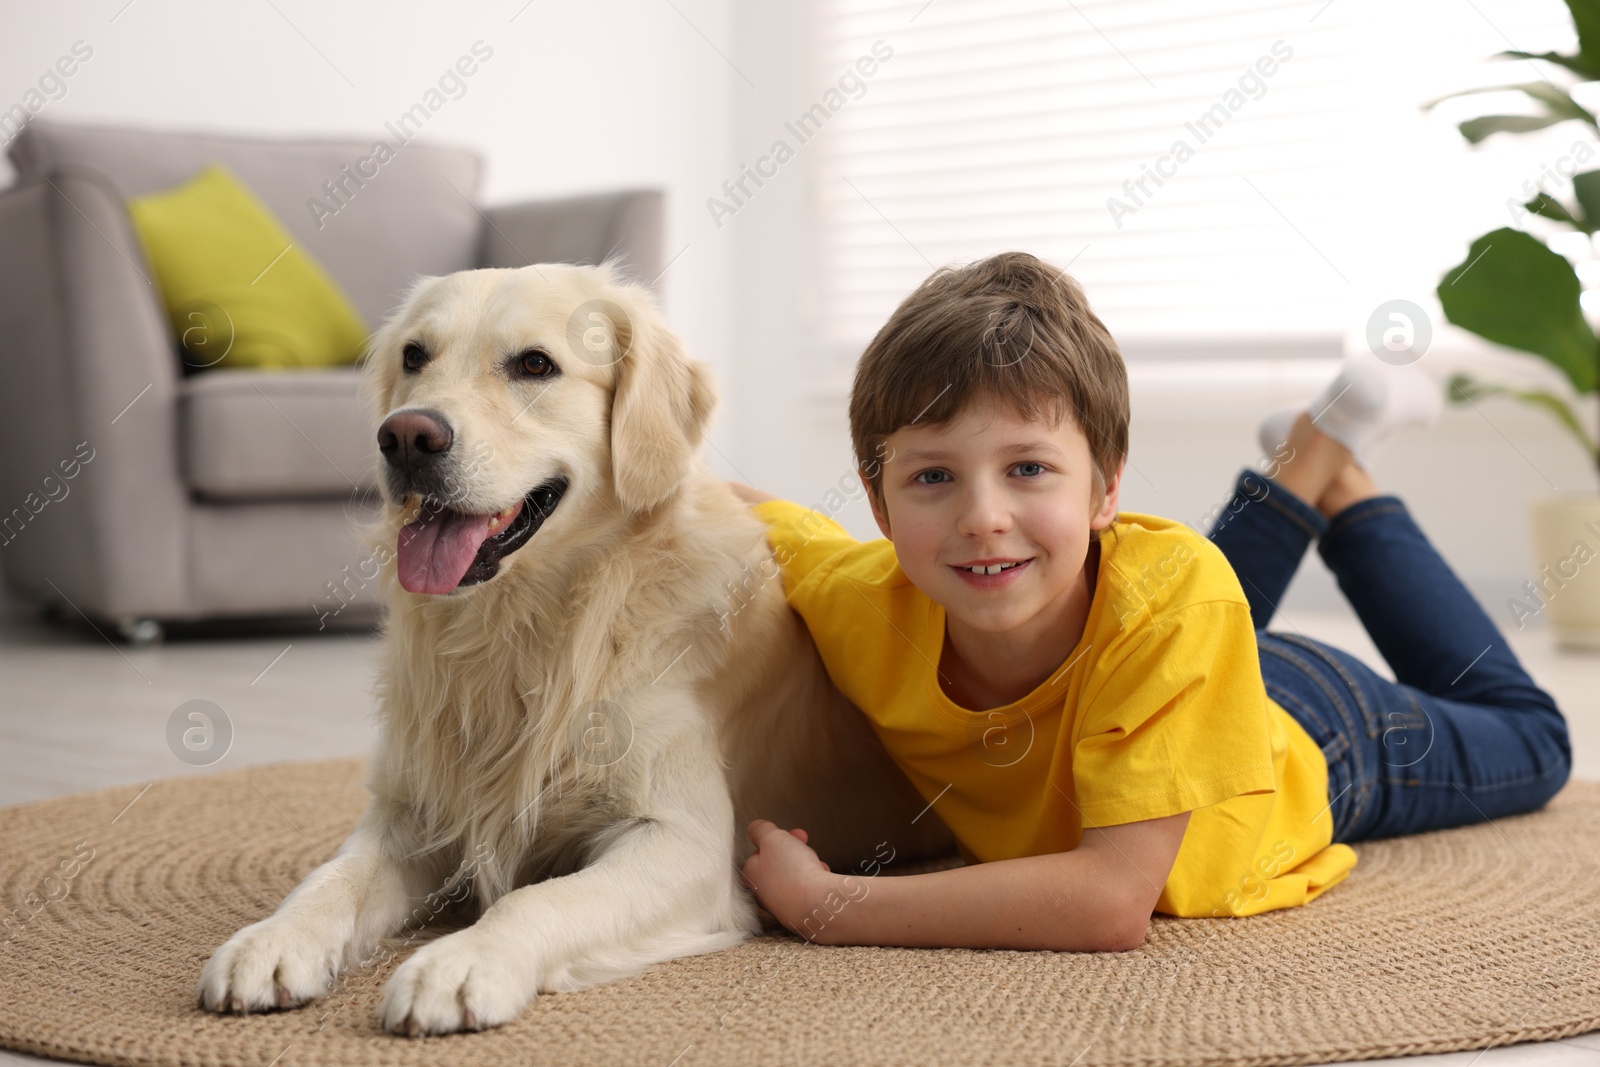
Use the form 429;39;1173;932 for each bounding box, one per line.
730;251;1356;952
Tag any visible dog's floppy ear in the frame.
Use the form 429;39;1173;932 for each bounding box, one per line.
360;273;441;426
606;288;717;514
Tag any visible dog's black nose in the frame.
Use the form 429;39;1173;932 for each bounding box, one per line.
378;409;454;471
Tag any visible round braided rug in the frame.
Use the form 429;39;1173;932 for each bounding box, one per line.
1;760;1597;1067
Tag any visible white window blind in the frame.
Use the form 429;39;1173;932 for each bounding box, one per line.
815;0;1584;365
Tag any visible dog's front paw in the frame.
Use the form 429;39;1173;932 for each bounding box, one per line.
380;929;530;1036
197;915;344;1014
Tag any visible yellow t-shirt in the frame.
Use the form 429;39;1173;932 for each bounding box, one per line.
750;498;1359;918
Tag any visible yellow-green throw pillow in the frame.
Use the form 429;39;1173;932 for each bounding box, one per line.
128;164;368;370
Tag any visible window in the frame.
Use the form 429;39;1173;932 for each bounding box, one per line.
815;0;1583;366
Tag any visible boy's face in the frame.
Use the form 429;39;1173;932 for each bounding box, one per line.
867;396;1121;636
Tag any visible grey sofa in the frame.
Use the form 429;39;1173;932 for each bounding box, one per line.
0;119;664;641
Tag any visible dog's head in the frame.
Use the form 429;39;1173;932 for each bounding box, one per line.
363;262;717;596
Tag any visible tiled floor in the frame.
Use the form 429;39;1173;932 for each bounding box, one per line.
1;601;1597;1066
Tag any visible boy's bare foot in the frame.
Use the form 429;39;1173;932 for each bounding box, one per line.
1268;412;1352;514
1267;412;1383;520
1315;460;1382;519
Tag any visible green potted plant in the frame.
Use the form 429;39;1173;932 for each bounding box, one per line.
1426;0;1600;650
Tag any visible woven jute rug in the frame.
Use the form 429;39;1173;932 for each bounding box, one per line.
1;760;1597;1067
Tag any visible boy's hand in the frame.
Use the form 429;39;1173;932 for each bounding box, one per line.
740;819;840;942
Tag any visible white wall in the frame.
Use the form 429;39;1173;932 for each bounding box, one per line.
0;0;743;456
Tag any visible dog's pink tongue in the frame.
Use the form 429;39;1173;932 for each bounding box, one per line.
397;505;495;595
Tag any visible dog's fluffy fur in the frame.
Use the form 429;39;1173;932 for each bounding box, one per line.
196;263;953;1035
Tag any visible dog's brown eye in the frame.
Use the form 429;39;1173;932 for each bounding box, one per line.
519;350;554;377
402;342;428;373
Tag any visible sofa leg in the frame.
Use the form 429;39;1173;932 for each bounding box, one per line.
115;616;164;647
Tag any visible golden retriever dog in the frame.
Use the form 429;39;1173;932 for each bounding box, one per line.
196;262;954;1035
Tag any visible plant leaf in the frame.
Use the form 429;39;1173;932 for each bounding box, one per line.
1521;81;1599;122
1525;192;1591;231
1495;49;1600;80
1562;0;1600;78
1499;2;1600;80
1460;114;1573;144
1447;372;1599;458
1424;82;1597;121
1572;170;1600;228
1437;228;1599;393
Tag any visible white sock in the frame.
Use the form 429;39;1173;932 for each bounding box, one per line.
1257;354;1443;468
1257;409;1298;462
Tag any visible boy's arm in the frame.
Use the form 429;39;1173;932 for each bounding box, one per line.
743;810;1191;952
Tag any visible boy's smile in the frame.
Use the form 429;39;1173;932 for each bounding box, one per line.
952;558;1031;587
868;396;1122;708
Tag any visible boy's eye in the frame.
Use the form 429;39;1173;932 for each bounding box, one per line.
1013;461;1046;477
912;469;951;485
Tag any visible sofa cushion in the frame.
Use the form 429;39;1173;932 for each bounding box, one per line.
190;497;384;620
128;164;370;370
9;119;482;327
180;368;378;500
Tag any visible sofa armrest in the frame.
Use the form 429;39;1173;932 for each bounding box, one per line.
479;189;666;293
0;166;191;620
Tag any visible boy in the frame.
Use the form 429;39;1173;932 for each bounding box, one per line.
729;251;1358;952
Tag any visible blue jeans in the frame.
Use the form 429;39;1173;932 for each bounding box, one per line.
1207;468;1572;845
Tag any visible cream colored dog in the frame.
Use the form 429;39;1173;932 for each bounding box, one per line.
195;262;953;1035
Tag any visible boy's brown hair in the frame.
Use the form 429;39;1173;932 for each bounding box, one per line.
849;251;1129;515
